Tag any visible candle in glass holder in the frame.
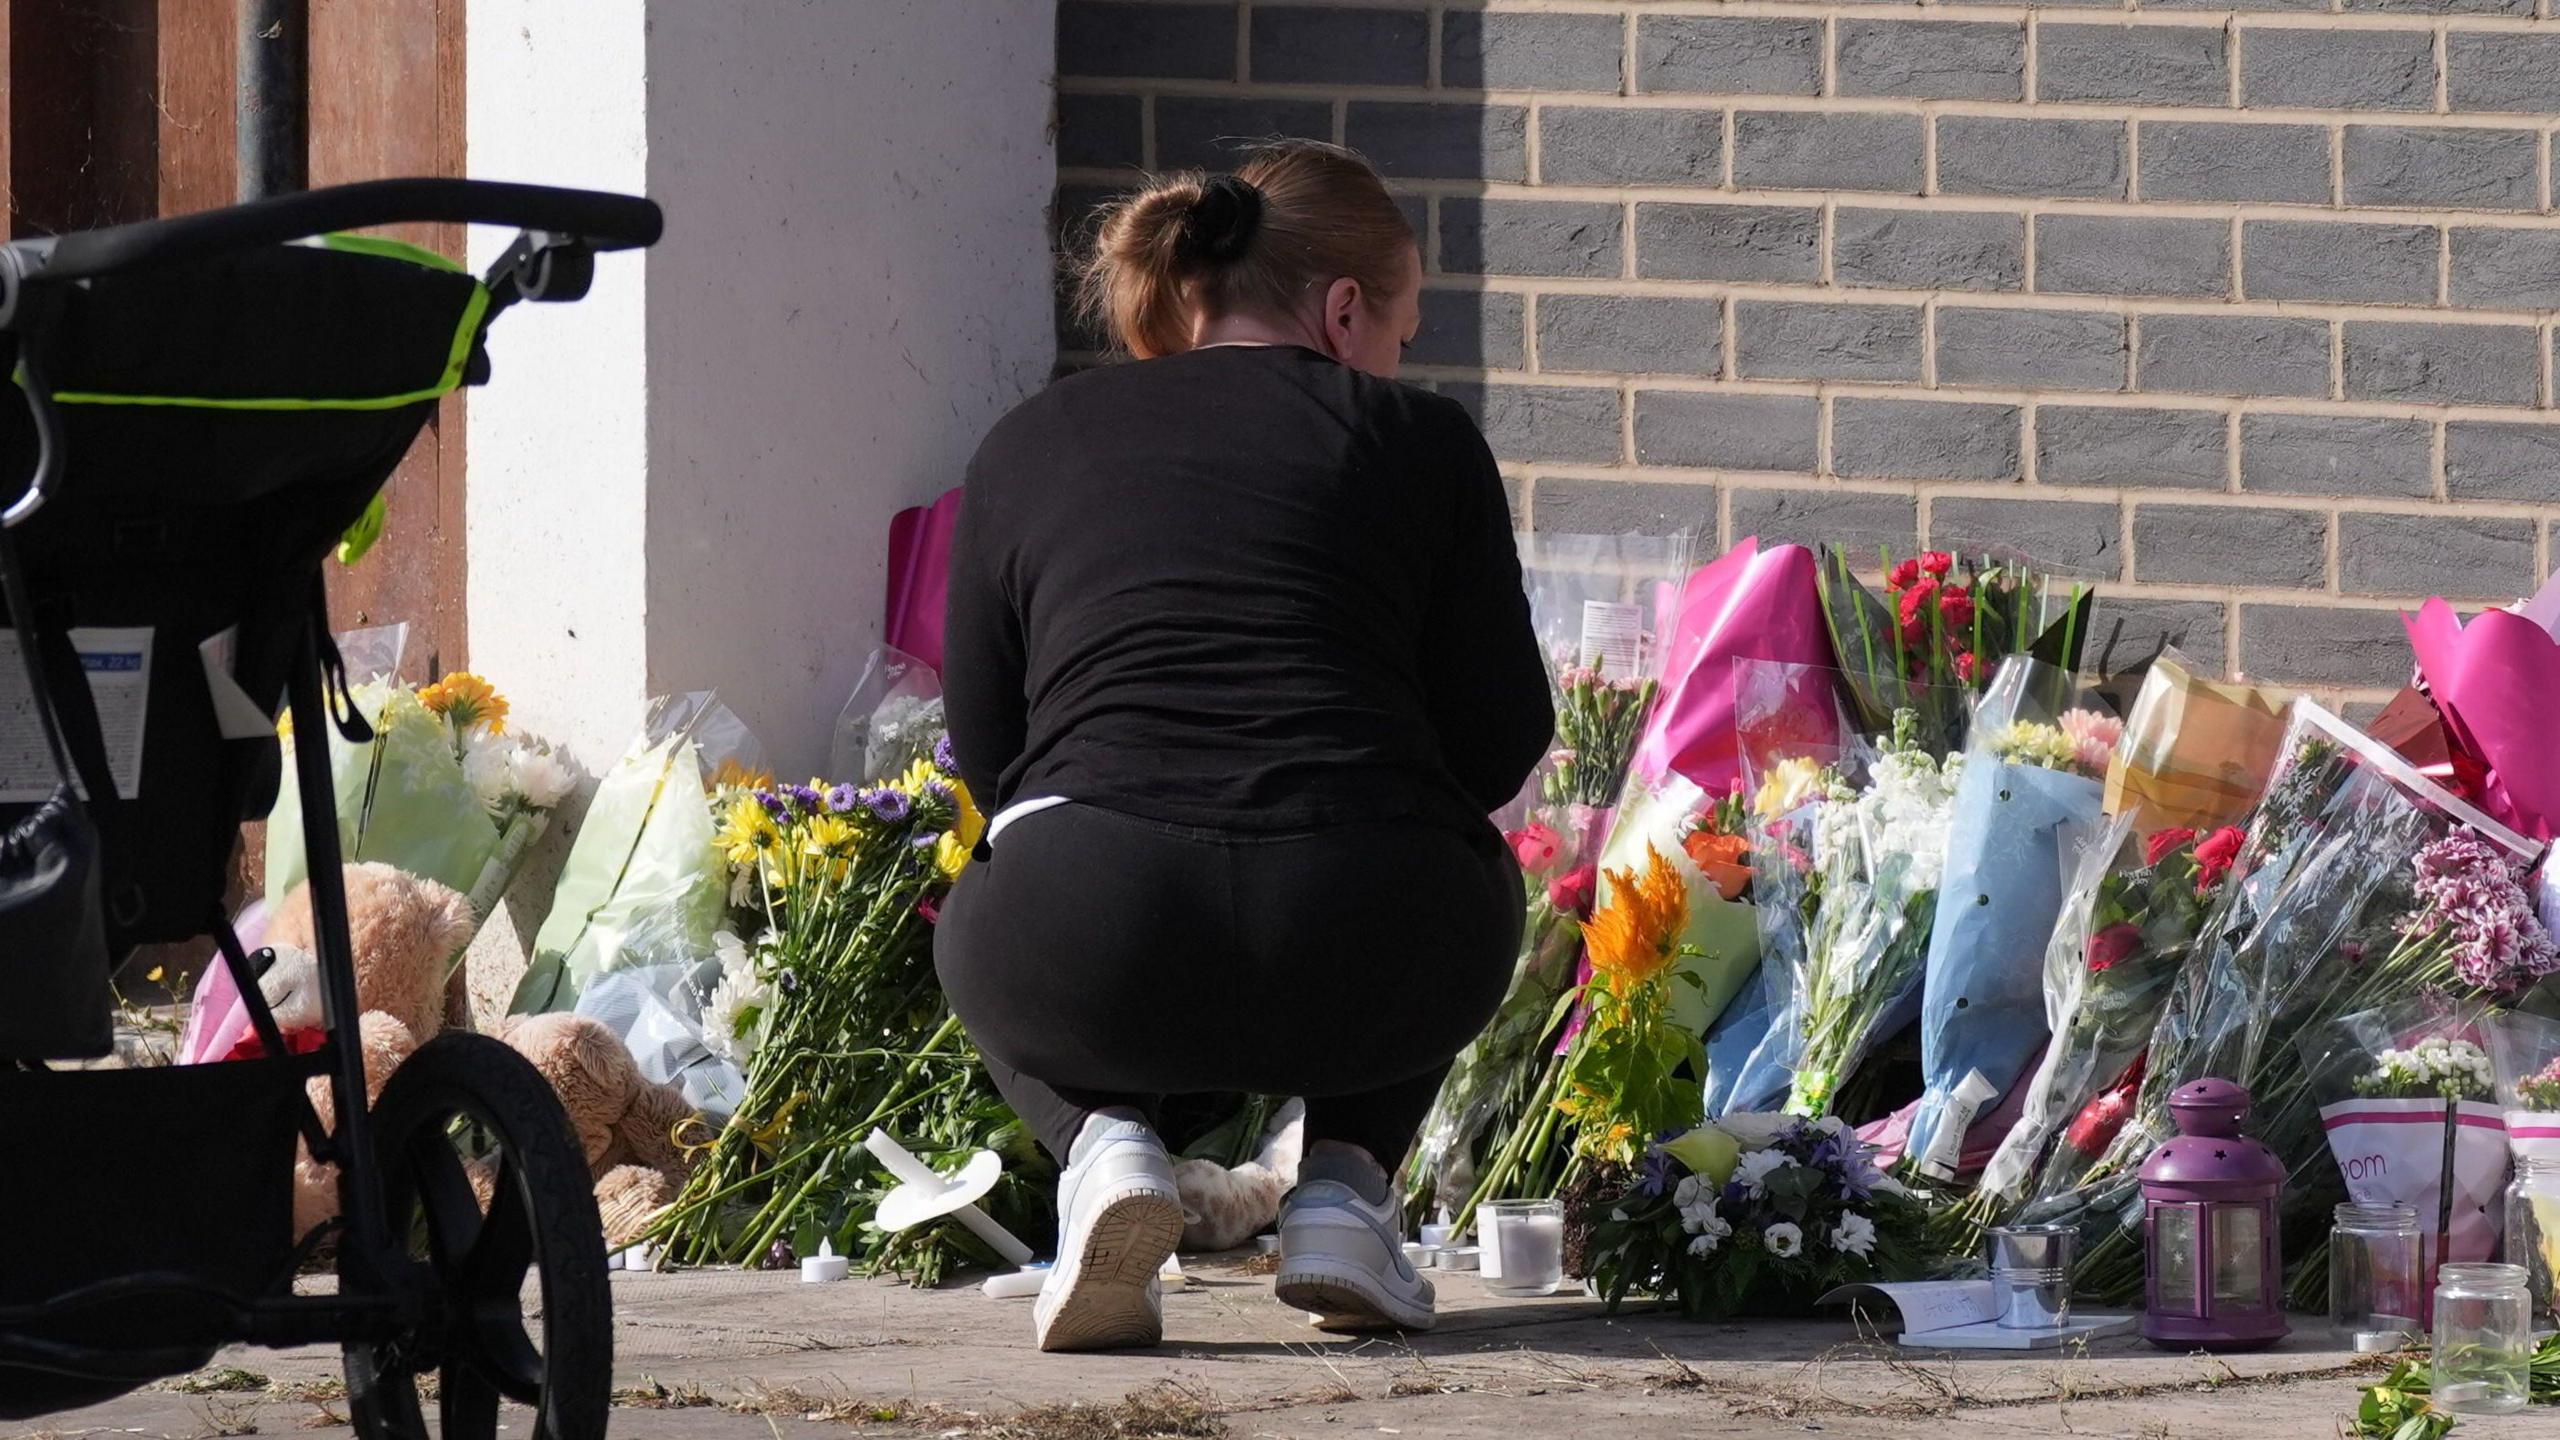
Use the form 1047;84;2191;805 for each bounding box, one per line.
1480;1200;1563;1297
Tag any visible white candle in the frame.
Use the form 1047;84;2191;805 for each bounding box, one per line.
800;1238;848;1283
1497;1216;1563;1288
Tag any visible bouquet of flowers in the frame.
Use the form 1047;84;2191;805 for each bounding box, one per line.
1581;1114;1931;1318
511;693;761;1015
826;645;946;786
649;741;1041;1285
1766;710;1964;1120
2021;703;2549;1302
1405;530;1689;1215
1591;769;1762;1038
2488;1011;2560;1326
1904;658;2116;1179
2302;1007;2512;1282
1816;546;2096;759
1977;817;2238;1206
2103;649;2291;838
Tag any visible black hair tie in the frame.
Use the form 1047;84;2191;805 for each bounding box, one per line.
1178;175;1265;265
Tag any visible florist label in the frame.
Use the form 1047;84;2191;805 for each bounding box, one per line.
0;626;150;801
1579;600;1643;678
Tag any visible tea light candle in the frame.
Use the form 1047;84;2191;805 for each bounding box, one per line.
800;1238;849;1283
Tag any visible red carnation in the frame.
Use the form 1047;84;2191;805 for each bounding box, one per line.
1888;558;1922;591
1953;651;1979;683
1547;864;1597;917
2193;826;2245;892
2144;826;2199;869
1938;585;1975;629
1919;551;1955;577
2087;921;2141;974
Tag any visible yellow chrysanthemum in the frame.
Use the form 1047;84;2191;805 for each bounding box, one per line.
894;757;937;798
951;777;986;849
934;831;970;882
1581;844;1689;989
802;814;858;858
716;794;780;867
418;671;509;735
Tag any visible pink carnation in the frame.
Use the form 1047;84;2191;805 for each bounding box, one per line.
2059;709;2124;776
2403;831;2560;993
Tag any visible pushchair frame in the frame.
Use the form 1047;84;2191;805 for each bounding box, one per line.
0;179;662;1439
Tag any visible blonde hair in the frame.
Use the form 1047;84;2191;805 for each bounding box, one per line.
1075;141;1416;360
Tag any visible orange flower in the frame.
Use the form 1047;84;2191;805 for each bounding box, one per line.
1683;829;1754;901
1582;844;1688;988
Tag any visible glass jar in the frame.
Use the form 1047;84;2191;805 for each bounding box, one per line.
2329;1203;2421;1353
2506;1156;2560;1329
1478;1199;1564;1298
2431;1262;2532;1416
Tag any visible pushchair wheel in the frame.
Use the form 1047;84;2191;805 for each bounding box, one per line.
348;1031;612;1440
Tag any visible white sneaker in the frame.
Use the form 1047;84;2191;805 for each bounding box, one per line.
1034;1118;1183;1353
1274;1180;1435;1332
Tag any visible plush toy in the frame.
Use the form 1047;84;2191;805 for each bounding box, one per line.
486;1011;699;1247
1174;1098;1304;1252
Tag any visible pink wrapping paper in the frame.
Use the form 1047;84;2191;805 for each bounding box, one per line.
176;901;271;1065
1632;538;1839;793
2405;586;2560;842
884;486;963;675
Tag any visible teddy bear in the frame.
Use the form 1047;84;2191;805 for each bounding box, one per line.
259;862;695;1249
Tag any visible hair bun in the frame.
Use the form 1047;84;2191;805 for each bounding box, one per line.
1178;175;1265;265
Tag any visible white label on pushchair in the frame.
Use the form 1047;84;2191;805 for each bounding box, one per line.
0;626;150;801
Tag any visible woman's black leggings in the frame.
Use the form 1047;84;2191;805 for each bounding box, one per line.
935;803;1523;1166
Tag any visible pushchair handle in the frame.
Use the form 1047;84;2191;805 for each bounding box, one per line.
16;178;661;285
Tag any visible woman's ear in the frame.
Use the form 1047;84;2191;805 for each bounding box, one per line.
1316;275;1365;362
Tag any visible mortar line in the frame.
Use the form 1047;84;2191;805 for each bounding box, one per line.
1622;7;1637;99
1237;1;1253;83
1071;0;2560;34
2431;416;2450;502
2434;26;2450;116
2225;410;2243;494
1426;4;1441;90
2324;509;2341;593
2437;224;2451;309
2226;19;2241;110
2125;121;2143;205
1140;95;1158;171
2329;320;2345;402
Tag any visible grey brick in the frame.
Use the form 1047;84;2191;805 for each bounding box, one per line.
2448;34;2560;112
1441;199;1622;278
1249;7;1426;86
2134;505;2328;587
1637;17;1823;95
2344;126;2539;211
2345;0;2533;17
1057;94;1142;170
1833;209;2024;292
1531;478;1717;537
2450;228;2560;311
1937;309;2127;392
2239;606;2415;687
2340;512;2538;598
1636;204;1822;283
2244;221;2439;306
2038;23;2229;107
1929;497;2124;578
2137;314;2332;399
1410;289;1525;370
1540;107;1723;186
1937;117;2126;199
1050;181;1130;249
1346;103;1528;182
2243;29;2436;111
1442;383;1623;464
1537;295;1723;376
2140;123;2331;205
1153;97;1332;170
1836;20;2025;100
2087;598;2229;678
1730;487;1918;556
1733;112;1924;194
1635;393;1820;472
2343;322;2541;406
1442;11;1623;93
2447;422;2560;503
1058;2;1235;79
2037;216;2230;298
1733;302;1925;381
1834;399;2022;481
2240;414;2434;499
2038;405;2227;490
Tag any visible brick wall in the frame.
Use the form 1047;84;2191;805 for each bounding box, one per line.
1053;0;2560;703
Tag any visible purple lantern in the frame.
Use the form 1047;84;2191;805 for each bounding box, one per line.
2140;1077;2290;1351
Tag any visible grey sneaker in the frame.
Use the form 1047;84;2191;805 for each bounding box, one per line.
1273;1180;1435;1332
1034;1119;1182;1353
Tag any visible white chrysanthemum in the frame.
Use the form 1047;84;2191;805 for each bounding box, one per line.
700;929;771;1064
1686;1210;1732;1256
1830;1211;1878;1259
1673;1175;1706;1208
461;732;515;812
1763;1222;1804;1258
1679;1199;1722;1235
1734;1148;1799;1198
508;742;576;809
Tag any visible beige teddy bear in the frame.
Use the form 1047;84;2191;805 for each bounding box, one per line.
486;1011;699;1248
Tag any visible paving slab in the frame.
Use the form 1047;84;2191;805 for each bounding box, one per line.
27;1256;2549;1438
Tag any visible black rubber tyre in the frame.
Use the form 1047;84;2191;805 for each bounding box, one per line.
344;1031;612;1440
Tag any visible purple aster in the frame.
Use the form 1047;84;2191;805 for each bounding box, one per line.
910;829;943;851
1634;1146;1675;1198
786;784;823;816
824;784;859;814
863;788;912;823
754;791;789;823
922;780;956;809
932;734;955;772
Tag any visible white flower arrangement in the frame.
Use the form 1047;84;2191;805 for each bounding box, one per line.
1763;1221;1804;1258
2354;1035;2496;1101
1733;1148;1800;1198
1829;1211;1878;1259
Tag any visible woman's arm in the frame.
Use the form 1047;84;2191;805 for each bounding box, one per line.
1419;405;1553;814
938;481;1027;808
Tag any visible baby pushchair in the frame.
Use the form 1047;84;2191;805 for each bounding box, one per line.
0;178;662;1439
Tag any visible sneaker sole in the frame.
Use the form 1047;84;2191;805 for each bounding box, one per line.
1036;1187;1183;1354
1274;1255;1435;1334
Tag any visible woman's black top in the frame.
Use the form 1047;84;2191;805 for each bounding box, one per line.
941;344;1553;836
